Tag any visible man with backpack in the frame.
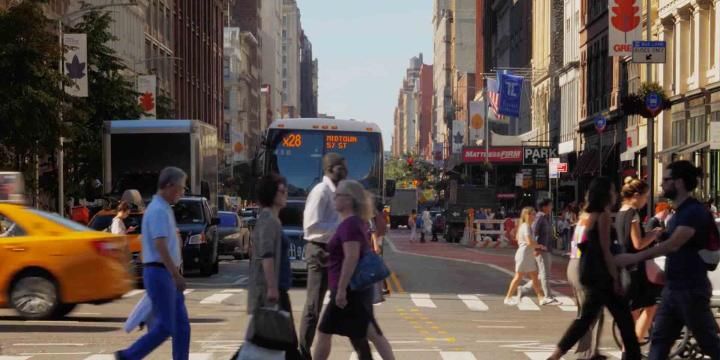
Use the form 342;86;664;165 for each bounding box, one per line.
616;160;720;360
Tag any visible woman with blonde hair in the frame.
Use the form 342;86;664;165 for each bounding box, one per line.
503;206;550;306
313;180;395;360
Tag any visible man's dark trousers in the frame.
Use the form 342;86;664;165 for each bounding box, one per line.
298;242;329;359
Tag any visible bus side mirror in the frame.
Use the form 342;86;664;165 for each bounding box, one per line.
385;180;396;198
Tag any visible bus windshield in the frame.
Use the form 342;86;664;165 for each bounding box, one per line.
266;129;382;198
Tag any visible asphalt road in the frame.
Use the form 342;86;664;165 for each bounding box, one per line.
0;229;640;360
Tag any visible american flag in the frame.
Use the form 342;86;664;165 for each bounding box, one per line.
486;78;504;120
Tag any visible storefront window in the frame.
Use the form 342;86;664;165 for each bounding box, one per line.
672;119;686;146
688;115;706;143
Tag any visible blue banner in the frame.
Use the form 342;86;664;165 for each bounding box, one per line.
497;72;523;117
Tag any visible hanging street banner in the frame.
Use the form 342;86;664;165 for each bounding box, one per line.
451;120;465;154
231;129;246;162
609;0;643;56
497;72;523;117
137;75;157;119
468;101;485;144
63;33;88;97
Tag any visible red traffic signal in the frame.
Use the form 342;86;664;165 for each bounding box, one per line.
407;157;414;166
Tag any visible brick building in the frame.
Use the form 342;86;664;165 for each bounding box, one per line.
418;64;434;160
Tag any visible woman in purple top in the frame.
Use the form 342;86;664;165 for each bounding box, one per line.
313;180;395;360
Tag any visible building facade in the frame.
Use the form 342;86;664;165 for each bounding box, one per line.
300;31;318;117
260;0;283;128
419;64;434;160
432;0;451;150
143;0;174;97
281;0;301;118
392;55;423;155
173;0;224;140
655;0;720;201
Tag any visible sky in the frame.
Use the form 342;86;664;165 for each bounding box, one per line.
296;0;434;151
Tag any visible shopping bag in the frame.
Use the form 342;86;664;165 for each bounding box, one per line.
246;305;295;350
350;251;390;291
236;341;284;360
124;294;152;333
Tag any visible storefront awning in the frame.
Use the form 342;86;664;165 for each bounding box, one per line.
655;141;709;163
620;145;646;162
655;144;685;163
677;141;709;157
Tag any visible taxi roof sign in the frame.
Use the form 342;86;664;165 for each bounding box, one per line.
0;172;26;204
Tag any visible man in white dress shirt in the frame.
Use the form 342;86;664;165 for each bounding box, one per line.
298;153;347;359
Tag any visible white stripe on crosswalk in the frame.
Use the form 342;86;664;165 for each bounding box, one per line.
220;289;245;293
524;352;561;360
122;289;144;298
517;297;540;311
199;293;233;304
83;355;114;360
184;289;194;295
189;353;214;360
0;356;31;360
458;295;488;311
411;293;437;308
607;350;623;358
555;296;578;312
349;351;380;360
440;351;477;360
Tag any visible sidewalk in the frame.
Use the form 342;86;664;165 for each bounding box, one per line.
386;231;573;296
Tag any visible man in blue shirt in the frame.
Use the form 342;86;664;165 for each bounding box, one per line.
617;160;720;359
116;167;189;360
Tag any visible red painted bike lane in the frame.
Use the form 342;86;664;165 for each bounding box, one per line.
387;230;573;296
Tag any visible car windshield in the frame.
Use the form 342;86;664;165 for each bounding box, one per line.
25;209;93;232
173;201;204;224
279;202;304;228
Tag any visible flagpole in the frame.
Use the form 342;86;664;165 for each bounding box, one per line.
484;76;489;188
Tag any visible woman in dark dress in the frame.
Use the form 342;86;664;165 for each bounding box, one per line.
313;180;395;360
547;177;641;360
615;177;663;343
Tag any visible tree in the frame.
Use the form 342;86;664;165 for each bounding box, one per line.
62;8;143;200
0;0;66;202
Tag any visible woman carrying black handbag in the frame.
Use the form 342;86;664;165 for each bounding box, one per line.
244;173;301;360
313;180;395;360
546;177;641;360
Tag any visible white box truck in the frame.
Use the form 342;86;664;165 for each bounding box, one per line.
102;120;219;212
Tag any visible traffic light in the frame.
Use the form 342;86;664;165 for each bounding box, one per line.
407;157;414;167
412;179;419;188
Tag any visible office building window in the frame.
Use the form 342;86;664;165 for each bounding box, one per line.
673;119;687;146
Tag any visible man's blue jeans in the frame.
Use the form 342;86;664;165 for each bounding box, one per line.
649;286;720;360
121;267;190;360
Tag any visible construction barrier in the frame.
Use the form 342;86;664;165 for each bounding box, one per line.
472;219;515;248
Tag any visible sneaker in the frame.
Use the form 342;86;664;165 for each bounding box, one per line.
540;297;559;305
503;297;518;306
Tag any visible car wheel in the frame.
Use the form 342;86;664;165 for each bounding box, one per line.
200;261;214;277
53;303;77;318
10;274;60;320
212;258;219;274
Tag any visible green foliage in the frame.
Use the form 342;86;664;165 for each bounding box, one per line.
621;82;671;118
63;8;142;200
384;154;437;190
0;0;65;197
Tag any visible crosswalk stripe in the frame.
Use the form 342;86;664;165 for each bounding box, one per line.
0;357;31;360
184;289;194;295
607;350;623;358
189;353;214;360
523;352;561;360
440;351;477;359
411;293;437;308
220;289;245;293
122;289;144;298
199;293;233;304
555;296;578;312
517;297;540;311
83;355;114;360
349;351;381;360
458;295;488;311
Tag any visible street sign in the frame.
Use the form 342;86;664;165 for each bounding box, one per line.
632;41;666;63
594;116;607;133
557;163;568;173
645;91;662;117
549;158;560;179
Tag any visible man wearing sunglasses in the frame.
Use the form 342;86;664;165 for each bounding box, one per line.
299;153;348;359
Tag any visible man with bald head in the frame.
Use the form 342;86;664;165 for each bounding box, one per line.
298;153;348;359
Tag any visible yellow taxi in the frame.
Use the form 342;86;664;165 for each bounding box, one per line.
0;204;133;319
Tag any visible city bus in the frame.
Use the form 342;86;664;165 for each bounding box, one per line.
262;118;393;279
263;118;388;200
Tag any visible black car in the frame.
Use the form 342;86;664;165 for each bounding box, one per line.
279;200;307;282
173;197;220;277
241;207;259;231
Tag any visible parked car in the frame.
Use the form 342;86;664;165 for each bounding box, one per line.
88;208;144;286
217;211;250;259
173;197;220;277
279;200;307;282
240;207;259;231
0;204;133;319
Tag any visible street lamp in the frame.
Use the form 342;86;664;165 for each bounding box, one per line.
56;1;140;217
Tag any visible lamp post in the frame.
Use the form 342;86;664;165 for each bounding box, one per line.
56;1;139;216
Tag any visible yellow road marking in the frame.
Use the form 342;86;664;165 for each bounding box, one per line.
389;271;405;294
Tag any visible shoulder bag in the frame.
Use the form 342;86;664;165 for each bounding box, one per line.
349;251;390;291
